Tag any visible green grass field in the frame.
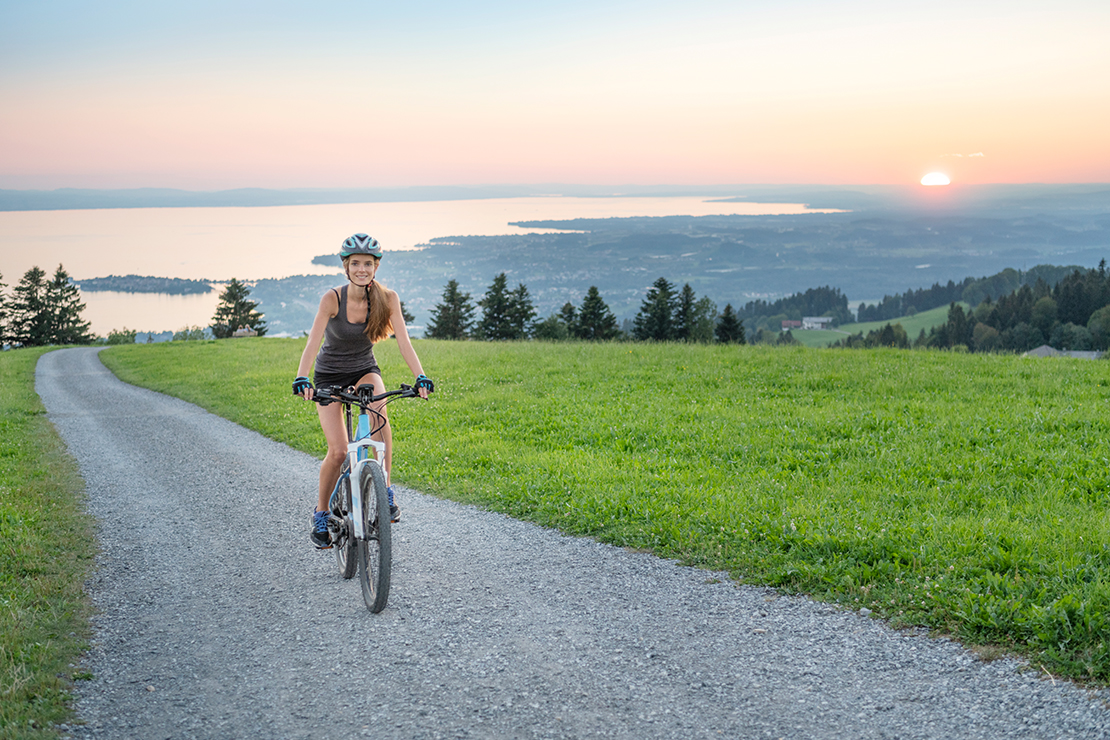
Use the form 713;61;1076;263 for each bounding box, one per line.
1;349;96;740
792;304;959;348
100;338;1110;682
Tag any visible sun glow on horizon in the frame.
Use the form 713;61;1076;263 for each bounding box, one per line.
921;172;951;186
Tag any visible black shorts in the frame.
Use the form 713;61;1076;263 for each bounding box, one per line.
313;365;381;392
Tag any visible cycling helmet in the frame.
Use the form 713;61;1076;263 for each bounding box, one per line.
340;233;382;258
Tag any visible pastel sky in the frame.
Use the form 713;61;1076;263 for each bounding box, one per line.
1;0;1107;189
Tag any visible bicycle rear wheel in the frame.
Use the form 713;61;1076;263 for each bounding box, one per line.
357;461;391;612
332;469;357;579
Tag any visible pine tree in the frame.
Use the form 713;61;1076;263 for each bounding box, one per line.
946;302;970;348
0;271;8;344
210;278;267;338
574;286;621;341
46;264;93;345
559;302;578;335
673;283;697;341
507;282;536;339
477;273;515;340
7;266;52;347
426;280;475;339
632;277;677;341
715;303;745;344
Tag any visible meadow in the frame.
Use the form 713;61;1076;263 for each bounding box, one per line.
791;304;957;348
99;338;1110;682
0;349;95;739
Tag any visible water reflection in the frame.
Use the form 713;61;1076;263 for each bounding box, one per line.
80;290;224;337
0;196;838;335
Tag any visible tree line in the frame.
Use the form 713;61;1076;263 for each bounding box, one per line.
0;266;268;347
854;264;1084;324
0;266;93;347
836;261;1110;353
736;285;853;332
425;274;745;344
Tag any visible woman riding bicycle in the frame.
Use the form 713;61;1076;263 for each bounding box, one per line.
293;234;433;548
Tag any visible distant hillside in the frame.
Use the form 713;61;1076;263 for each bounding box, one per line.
856;264;1084;323
338;209;1109;328
790;305;958;348
4;183;1108;213
74;275;213;294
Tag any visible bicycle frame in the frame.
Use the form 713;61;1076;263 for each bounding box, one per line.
345;403;386;541
317;382;415;541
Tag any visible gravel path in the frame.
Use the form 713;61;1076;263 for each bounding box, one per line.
38;346;1109;739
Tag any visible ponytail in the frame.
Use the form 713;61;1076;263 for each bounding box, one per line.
362;280;395;343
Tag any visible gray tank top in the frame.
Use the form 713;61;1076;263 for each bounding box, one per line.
314;285;378;374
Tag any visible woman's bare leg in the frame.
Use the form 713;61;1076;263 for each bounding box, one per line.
316;401;348;512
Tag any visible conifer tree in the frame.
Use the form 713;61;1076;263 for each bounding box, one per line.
507;282;536;339
715;303;745;344
0;271;8;344
477;273;534;340
559;302;578;335
400;301;415;325
426;279;475;339
574;286;621;341
673;283;697;341
477;273;514;340
7;266;51;347
632;277;677;341
46;264;93;345
946;302;971;347
210;278;267;338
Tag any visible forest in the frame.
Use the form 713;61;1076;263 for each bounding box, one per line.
835;262;1110;352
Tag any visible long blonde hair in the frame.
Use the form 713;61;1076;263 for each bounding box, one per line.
343;256;394;343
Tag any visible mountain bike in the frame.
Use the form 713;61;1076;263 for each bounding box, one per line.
312;383;418;612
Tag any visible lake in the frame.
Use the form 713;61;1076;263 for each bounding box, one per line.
0;196;837;335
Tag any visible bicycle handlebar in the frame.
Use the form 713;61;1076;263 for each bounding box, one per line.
311;383;419;408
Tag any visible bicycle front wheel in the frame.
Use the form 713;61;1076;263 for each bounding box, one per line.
357;461;391;613
333;471;357;580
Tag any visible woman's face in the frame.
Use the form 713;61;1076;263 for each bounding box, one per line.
345;254;379;286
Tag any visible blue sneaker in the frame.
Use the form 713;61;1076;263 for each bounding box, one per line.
311;509;331;549
387;486;400;523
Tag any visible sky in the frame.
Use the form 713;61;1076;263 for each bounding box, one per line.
1;0;1108;190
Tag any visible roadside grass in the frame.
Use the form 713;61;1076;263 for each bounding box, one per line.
792;304;959;348
1;349;96;740
101;339;1110;682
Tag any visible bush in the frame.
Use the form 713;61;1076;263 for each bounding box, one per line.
532;314;570;341
173;325;206;341
106;327;137;345
1088;306;1110;351
1050;322;1093;351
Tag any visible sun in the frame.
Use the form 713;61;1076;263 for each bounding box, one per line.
920;172;951;186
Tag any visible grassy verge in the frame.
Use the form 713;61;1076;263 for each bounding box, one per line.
102;338;1110;682
1;349;96;740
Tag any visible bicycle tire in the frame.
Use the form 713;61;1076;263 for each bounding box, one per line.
357;461;391;613
333;471;357;579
